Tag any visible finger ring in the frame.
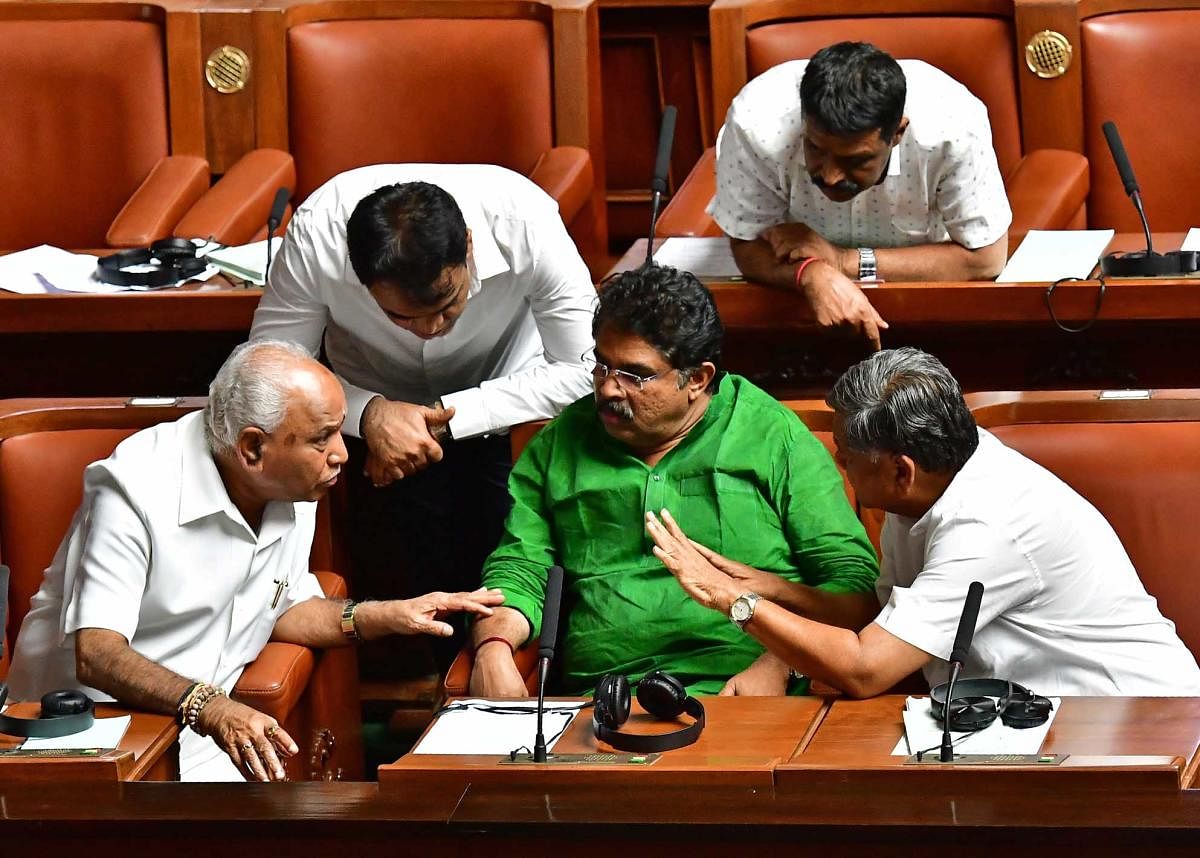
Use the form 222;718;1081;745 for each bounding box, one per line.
265;726;278;739
241;742;254;752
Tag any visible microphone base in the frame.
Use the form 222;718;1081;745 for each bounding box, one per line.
905;753;1068;766
1101;250;1200;278
501;752;662;766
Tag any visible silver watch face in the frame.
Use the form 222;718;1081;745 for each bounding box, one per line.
730;597;752;623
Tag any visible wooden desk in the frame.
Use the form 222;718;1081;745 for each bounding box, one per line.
779;694;1200;793
379;695;826;794
619;234;1200;395
0;703;179;782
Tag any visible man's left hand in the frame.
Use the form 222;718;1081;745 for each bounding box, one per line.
761;223;850;272
646;509;740;613
721;654;790;697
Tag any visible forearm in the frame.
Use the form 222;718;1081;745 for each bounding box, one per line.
731;238;804;290
441;361;590;440
870;238;1007;282
75;628;195;715
470;606;532;650
759;580;880;631
271;597;352;647
743;602;879;697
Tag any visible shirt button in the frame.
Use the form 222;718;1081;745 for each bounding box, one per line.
652;475;662;481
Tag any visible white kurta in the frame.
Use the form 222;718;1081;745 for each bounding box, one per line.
251;163;596;441
875;429;1200;696
7;411;325;780
712;60;1012;250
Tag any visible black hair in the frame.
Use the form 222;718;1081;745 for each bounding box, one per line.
593;264;723;391
345;181;468;305
800;41;906;140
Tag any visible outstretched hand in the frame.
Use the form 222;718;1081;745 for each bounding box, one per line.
395;587;505;636
645;509;740;613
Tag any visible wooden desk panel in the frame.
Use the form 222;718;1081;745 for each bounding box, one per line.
779;694;1200;793
379;695;826;793
0;703;179;782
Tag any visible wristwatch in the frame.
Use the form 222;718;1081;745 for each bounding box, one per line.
729;592;761;630
857;247;878;282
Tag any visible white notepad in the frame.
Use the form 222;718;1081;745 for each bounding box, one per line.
891;696;1060;756
996;230;1114;283
412;699;587;755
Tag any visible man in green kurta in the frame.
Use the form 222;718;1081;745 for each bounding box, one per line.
469;264;879;697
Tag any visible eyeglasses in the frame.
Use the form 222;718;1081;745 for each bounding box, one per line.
581;352;672;392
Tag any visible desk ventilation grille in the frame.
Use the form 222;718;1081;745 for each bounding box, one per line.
205;45;251;94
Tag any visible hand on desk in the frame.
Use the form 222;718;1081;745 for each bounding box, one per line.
197;695;297;783
721;653;790;697
361;397;455;486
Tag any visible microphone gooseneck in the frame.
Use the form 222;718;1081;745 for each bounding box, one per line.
1101;121;1153;256
645;105;678;267
940;581;984;762
533;565;565;762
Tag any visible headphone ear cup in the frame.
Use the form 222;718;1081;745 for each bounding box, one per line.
41;689;93;717
594;674;630;729
945;696;998;732
999;687;1053;729
636;670;688;719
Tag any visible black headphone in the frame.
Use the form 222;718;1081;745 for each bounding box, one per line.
0;682;95;739
592;670;705;753
1101;249;1200;278
930;679;1053;732
96;238;208;288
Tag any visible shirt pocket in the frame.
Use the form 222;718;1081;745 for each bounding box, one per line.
550;484;644;575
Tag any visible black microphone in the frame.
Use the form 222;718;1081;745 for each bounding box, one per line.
645;105;678;267
532;565;564;762
1101;121;1153;256
939;581;984;762
264;186;290;283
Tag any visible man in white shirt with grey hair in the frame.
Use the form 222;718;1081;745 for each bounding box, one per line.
251;165;595;667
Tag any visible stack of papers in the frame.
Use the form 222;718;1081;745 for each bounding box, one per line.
206;240;271;285
651;237;742;280
412;699;587;755
0;244;216;293
892;695;1060;756
995;230;1114;283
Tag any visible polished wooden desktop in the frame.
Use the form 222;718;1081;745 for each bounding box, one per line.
780;694;1200;793
379;694;826;793
0;702;179;782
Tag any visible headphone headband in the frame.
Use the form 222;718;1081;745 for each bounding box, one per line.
930;678;1052;731
96;239;208;288
0;683;96;739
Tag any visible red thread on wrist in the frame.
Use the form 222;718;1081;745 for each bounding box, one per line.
793;256;820;289
474;636;516;656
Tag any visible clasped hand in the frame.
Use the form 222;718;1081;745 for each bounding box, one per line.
362;397;455;487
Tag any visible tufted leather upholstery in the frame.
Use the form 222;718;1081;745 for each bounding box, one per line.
288;19;554;201
0;404;361;779
1082;10;1200;233
0;18;208;251
744;17;1022;177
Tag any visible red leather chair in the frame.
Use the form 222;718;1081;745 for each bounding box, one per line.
185;0;607;264
970;389;1200;660
0;398;362;781
656;0;1089;255
0;4;211;251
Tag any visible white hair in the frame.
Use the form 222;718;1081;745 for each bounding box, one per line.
203;339;316;455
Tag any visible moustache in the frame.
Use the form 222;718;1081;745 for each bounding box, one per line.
810;173;863;197
598;399;634;421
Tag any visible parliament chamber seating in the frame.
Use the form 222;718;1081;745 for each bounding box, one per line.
179;0;608;265
0;399;362;780
0;4;211;252
654;0;1090;251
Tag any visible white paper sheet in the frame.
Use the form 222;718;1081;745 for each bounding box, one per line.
891;695;1060;756
1181;228;1200;252
0;244;216;293
412;699;587;755
995;229;1114;283
17;715;132;751
651;237;742;280
207;240;271;285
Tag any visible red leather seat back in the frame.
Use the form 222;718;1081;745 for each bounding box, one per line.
0;20;169;249
745;17;1022;177
0;429;133;672
1082;10;1200;232
989;422;1200;656
288;19;554;200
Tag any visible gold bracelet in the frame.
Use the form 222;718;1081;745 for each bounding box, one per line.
340;600;360;642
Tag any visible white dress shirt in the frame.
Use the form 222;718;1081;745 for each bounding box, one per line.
711;60;1012;250
875;429;1200;696
252;164;596;440
7;411;325;780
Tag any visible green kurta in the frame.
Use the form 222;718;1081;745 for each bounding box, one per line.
482;373;879;695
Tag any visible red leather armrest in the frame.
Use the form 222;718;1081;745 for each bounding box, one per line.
529;146;593;227
443;642;540;697
105;156;210;248
175;148;296;246
655;148;723;238
1005;149;1090;250
230;571;347;722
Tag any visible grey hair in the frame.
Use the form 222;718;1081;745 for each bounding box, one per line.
204;339;316;455
825;347;979;473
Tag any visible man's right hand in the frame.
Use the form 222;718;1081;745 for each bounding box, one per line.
799;261;888;351
361;397;456;486
197;695;298;783
469;642;529;698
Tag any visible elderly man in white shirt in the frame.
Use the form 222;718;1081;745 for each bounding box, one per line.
251;164;595;668
712;42;1012;350
7;340;503;781
647;347;1200;699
